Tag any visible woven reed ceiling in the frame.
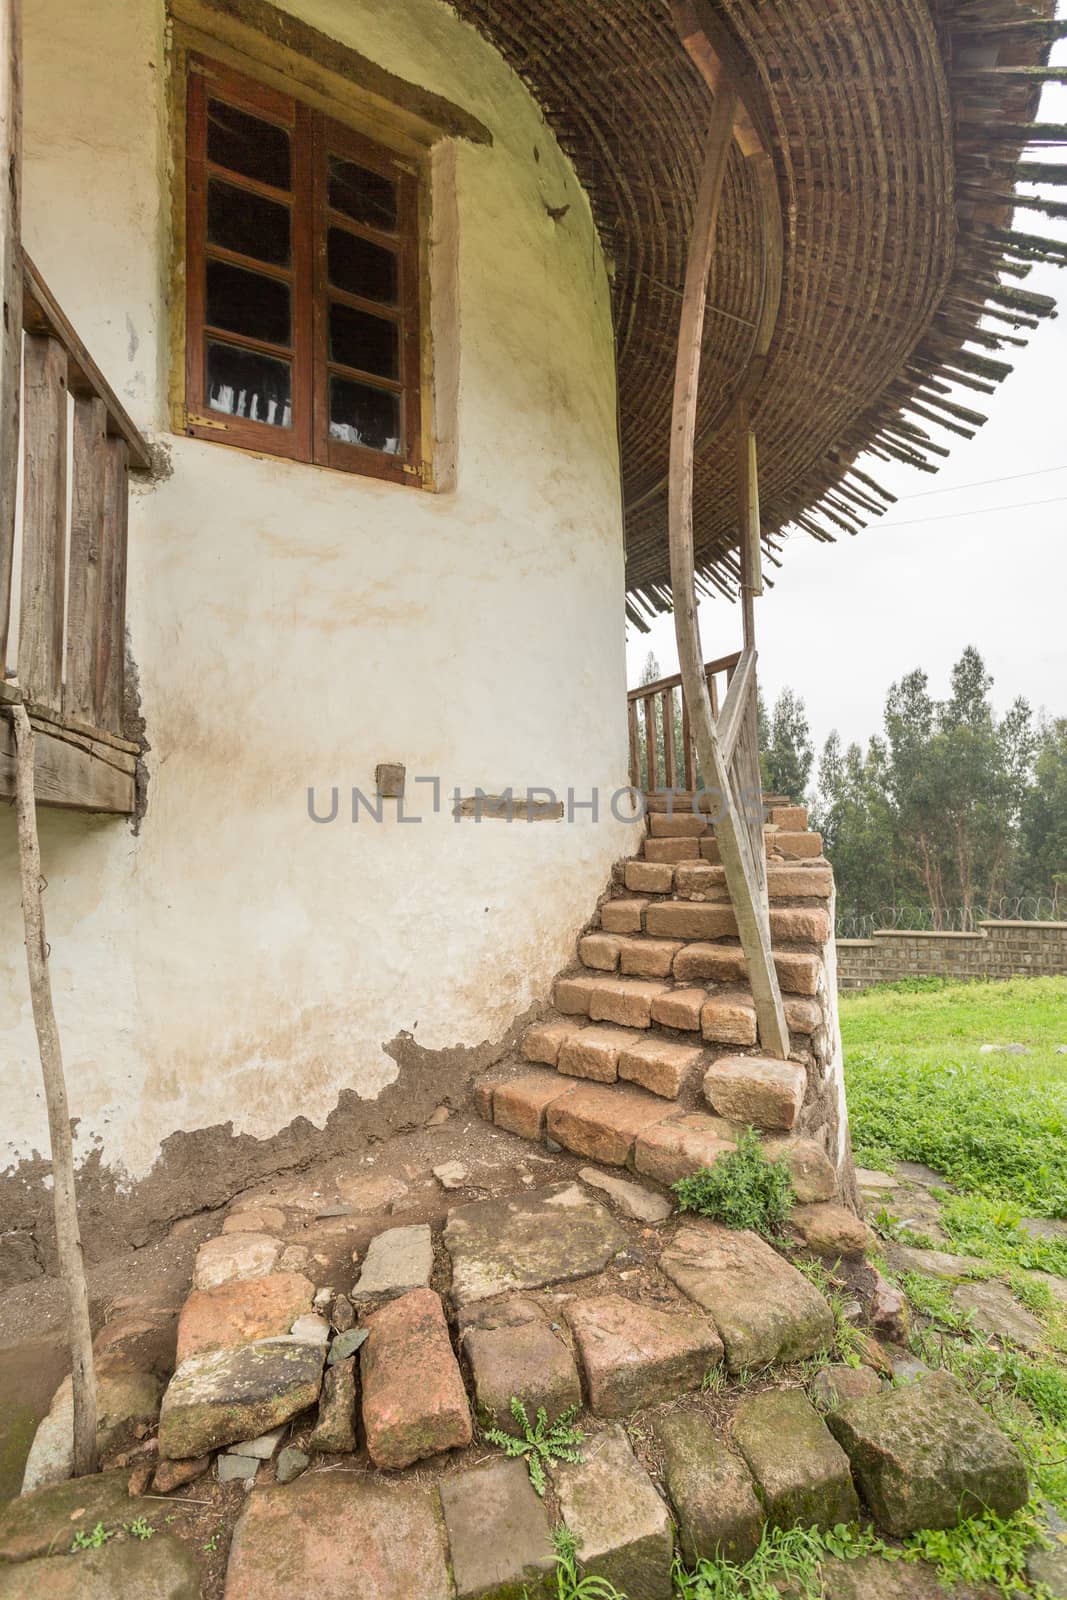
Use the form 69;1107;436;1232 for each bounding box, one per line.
449;0;1063;622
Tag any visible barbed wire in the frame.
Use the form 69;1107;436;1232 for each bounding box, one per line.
836;896;1064;938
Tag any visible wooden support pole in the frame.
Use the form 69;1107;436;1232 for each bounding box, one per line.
0;0;22;672
666;84;789;1061
738;404;762;649
10;700;99;1475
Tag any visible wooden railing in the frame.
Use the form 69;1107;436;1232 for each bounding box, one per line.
627;651;741;793
0;257;150;813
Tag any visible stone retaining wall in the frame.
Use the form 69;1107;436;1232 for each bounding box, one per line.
836;921;1067;990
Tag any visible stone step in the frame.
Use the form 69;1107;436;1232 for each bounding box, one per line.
703;1054;808;1131
579;931;821;997
553;973;821;1041
623;858;832;899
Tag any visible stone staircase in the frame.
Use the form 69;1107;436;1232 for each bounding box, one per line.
477;800;853;1209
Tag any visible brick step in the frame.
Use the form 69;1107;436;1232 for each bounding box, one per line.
627;860;831;902
598;899;831;948
553;973;821;1043
579;932;820;995
643;830;824;865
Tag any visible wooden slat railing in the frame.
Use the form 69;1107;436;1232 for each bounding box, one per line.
2;255;150;738
627;650;741;793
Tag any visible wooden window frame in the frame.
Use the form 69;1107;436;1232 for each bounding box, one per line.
184;55;423;487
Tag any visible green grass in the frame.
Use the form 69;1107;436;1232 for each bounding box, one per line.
842;976;1067;1217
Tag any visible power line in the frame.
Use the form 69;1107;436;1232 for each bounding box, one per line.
877;492;1067;529
900;463;1067;500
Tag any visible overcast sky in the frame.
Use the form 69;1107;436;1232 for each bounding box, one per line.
626;73;1067;763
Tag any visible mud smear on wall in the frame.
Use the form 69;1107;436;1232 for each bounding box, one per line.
0;1003;541;1289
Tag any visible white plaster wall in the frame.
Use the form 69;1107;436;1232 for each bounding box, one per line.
1;0;633;1183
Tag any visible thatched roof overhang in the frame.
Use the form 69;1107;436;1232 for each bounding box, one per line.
448;0;1066;625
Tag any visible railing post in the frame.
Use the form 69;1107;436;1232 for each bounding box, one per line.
19;333;68;710
0;0;21;673
65;396;108;725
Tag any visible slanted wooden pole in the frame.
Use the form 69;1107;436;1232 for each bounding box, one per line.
11;701;99;1475
1;0;22;671
737;401;761;648
667;85;790;1060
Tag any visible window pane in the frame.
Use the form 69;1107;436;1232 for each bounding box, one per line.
327;227;397;305
329;376;400;454
206;260;291;347
329;302;399;381
207;98;291;190
207;341;292;427
328;154;397;230
208;179;290;267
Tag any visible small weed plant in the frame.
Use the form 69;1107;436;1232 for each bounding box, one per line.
673;1522;889;1600
672;1129;794;1235
70;1522;114;1553
125;1517;155;1541
547;1526;626;1600
486;1398;584;1496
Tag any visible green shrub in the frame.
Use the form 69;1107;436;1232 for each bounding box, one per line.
672;1129;794;1235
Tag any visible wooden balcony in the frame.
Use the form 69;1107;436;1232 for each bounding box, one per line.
0;258;151;813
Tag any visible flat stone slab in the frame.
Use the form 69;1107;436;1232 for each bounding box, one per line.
952;1280;1044;1350
733;1389;859;1531
22;1370;163;1490
351;1224;434;1304
886;1244;988;1280
223;1473;451;1600
0;1535;199;1600
565;1294;723;1416
176;1273;314;1362
443;1185;629;1306
361;1289;472;1469
551;1424;673;1600
463;1314;581;1433
653;1411;763;1565
0;1472;157;1563
193;1233;282;1291
659;1223;834;1370
440;1458;555;1599
158;1337;324;1459
826;1369;1029;1535
579;1168;673;1223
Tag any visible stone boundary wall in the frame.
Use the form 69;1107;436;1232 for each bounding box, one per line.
836;921;1067;990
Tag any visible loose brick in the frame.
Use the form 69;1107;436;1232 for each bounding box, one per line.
579;933;621;972
698;835;722;863
551;1425;673;1599
644;837;700;863
650;986;707;1031
648;812;709;838
774;952;821;995
601;899;647;934
618;1036;704;1099
761;1137;837;1203
361;1288;472;1469
767;865;833;899
558;1025;641;1083
770;907;831;944
703;1056;807;1131
523;1021;580;1066
624;860;674;893
788;1202;874;1260
646;902;738;940
654;1413;763;1565
565;1294;723;1416
441;1458;555;1600
772;830;823;860
554;975;596;1015
733;1389;859;1531
769;805;808;830
472;1077;497;1118
587;977;670;1028
463;1316;581;1434
494;1071;575;1140
674;944;747;985
701;996;757;1046
176;1274;314;1363
633;1114;737;1186
618;936;682;978
547;1082;674;1166
784;996;821;1035
674;863;729;899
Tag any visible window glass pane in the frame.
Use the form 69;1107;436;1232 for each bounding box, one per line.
206;259;290;347
329;302;399;381
207;98;291;190
327;227;397;305
329;376;400;454
328;154;397;230
207;341;292;427
208;179;290;267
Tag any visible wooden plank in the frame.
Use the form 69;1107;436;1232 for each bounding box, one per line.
627;651;740;702
643;694;659;792
64;396;107;725
21;256;152;473
0;0;21;673
627;698;641;791
27;699;139;754
681;693;695;789
18;333;67;710
96;437;128;734
665;76;789;1062
738;405;762;658
716;645;756;767
0;711;135;811
661;688;676;789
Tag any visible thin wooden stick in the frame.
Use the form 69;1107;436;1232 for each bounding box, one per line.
0;0;22;672
10;699;98;1475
